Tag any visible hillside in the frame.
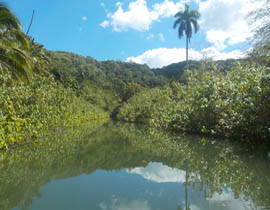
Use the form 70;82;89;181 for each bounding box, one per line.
152;59;245;81
47;51;168;89
47;50;243;89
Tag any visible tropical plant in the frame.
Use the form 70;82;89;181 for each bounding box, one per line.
0;3;33;80
173;4;200;70
0;3;21;30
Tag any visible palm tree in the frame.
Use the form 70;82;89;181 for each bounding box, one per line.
0;3;21;30
173;4;200;70
0;3;33;80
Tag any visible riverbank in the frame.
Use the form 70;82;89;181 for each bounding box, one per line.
0;72;109;150
117;63;270;142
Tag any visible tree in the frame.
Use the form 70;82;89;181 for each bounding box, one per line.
249;0;270;47
0;3;21;30
248;0;270;65
0;3;33;80
173;4;200;70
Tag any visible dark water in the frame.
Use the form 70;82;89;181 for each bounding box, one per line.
1;122;270;210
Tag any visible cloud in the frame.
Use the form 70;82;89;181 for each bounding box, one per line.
159;33;166;42
146;33;154;40
127;162;187;183
100;20;110;28
199;0;253;47
126;47;245;68
99;199;151;210
82;16;87;21
101;0;184;32
107;0;158;32
207;190;255;210
127;48;201;68
101;2;105;7
201;47;245;60
152;0;184;18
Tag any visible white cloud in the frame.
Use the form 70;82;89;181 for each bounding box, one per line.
82;16;87;21
207;190;255;210
152;0;184;18
126;47;245;68
101;2;105;7
146;33;154;40
205;30;228;50
127;48;201;68
199;0;253;47
159;33;166;42
101;0;184;32
100;20;110;28
127;162;187;183
201;47;245;60
99;199;152;210
108;0;158;32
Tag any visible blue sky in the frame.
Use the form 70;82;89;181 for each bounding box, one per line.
7;0;253;68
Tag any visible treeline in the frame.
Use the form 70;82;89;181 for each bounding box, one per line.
46;51;169;106
118;62;270;142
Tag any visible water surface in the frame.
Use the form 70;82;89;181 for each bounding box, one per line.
1;122;270;210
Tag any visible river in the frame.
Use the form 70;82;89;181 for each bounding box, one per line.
1;122;270;210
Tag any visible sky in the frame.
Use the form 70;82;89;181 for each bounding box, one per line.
7;0;255;68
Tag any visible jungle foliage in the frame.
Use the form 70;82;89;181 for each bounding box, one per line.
47;51;168;104
0;5;108;149
118;62;270;141
1;3;270;149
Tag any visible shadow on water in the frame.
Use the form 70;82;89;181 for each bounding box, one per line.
0;121;270;210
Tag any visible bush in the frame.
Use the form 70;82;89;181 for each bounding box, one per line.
0;72;109;149
118;62;270;141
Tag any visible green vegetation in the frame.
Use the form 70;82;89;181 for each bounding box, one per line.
173;4;200;70
1;2;270;150
0;71;108;149
118;62;270;141
47;51;167;103
0;5;108;149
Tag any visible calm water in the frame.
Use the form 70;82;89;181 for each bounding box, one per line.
0;122;270;210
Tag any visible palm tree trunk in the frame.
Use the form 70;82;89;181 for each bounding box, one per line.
185;169;188;210
186;35;189;70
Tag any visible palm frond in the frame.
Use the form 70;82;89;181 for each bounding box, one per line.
190;18;199;33
188;10;200;19
178;22;185;39
173;4;200;41
174;11;184;18
173;18;182;29
0;3;21;30
186;22;192;42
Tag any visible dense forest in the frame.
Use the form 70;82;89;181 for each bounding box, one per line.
0;3;270;150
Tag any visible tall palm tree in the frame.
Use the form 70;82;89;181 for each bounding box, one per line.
0;3;33;80
173;4;200;70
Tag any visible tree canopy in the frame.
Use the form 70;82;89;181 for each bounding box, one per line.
173;4;200;70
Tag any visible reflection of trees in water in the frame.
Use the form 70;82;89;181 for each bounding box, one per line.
0;122;270;210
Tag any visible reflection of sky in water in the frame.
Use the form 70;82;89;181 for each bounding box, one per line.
13;162;254;210
126;162;255;210
99;199;152;210
127;162;186;183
